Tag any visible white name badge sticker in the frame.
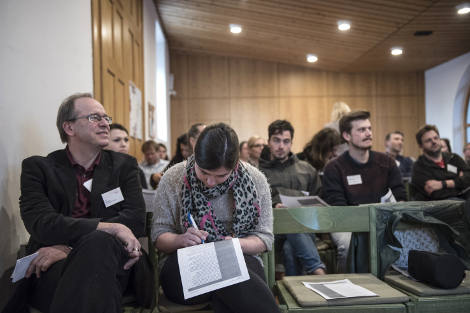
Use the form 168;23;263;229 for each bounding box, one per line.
347;175;363;186
447;164;458;174
102;187;124;207
83;179;93;192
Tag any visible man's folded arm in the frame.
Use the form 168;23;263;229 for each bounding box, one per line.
451;155;470;190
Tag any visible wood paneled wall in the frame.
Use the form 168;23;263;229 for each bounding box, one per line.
170;51;425;159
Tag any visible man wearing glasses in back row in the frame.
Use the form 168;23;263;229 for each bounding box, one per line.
4;93;153;313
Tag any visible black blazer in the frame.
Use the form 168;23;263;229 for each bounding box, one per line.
19;149;153;307
20;149;146;251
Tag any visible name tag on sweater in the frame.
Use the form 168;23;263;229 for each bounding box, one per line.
447;164;458;174
347;175;362;185
102;187;124;207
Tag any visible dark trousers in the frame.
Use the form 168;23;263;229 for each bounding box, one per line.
160;253;280;313
3;231;133;313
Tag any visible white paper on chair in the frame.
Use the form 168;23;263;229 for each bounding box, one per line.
302;279;378;300
381;188;397;203
177;238;249;299
280;195;330;208
11;252;39;283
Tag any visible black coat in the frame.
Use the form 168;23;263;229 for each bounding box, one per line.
17;149;153;308
412;152;470;201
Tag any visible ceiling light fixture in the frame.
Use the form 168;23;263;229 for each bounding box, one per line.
230;24;242;33
456;3;470;14
337;20;351;30
307;54;318;62
391;47;403;55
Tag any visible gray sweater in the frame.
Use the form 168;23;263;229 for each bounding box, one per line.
150;162;274;254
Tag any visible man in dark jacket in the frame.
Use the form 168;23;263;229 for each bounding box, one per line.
412;124;470;218
385;131;414;179
4;93;153;313
259;120;325;276
323;110;407;273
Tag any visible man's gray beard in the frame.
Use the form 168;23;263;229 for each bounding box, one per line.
424;146;441;159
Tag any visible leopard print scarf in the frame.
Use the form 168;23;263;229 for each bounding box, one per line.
181;155;261;241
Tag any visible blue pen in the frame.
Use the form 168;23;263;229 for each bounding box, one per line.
188;212;204;244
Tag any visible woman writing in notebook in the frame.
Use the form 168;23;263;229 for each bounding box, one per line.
151;123;279;313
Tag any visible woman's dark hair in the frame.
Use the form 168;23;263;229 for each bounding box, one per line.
195;123;239;170
239;141;247;152
303;128;342;171
158;143;169;160
441;138;452;153
173;134;188;160
110;123;129;134
165;134;189;170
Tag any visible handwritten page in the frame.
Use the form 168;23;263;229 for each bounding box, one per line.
280;195;330;208
303;279;378;300
177;238;249;299
11;252;39;283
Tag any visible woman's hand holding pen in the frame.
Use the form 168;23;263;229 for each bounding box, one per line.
179;227;208;247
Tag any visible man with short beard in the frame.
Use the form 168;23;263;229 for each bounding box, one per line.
259;120;326;277
412;125;470;209
385;131;414;178
322;110;406;273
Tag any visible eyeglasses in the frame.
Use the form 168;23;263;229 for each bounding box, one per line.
70;114;112;124
251;144;265;148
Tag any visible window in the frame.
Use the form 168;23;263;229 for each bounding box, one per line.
156;21;167;142
465;87;470;143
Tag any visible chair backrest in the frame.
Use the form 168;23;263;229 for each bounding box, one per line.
269;205;378;290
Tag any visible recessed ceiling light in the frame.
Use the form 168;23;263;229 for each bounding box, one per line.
307;54;318;62
456;3;470;14
391;47;403;55
337;20;351;31
230;24;242;33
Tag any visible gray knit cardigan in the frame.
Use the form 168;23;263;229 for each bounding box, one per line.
150;162;274;255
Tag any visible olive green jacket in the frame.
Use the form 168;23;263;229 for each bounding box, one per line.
259;147;322;207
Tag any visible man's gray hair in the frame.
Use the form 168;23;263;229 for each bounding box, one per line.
56;92;93;143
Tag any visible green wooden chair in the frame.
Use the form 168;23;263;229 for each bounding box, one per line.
270;205;410;312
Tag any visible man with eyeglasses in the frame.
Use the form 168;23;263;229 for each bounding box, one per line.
259;120;326;278
412;124;470;218
4;93;153;313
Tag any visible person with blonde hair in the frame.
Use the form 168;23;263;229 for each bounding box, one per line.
247;135;265;168
324;101;351;155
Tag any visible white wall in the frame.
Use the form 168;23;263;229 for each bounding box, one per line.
0;0;93;297
425;52;470;156
143;0;171;155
